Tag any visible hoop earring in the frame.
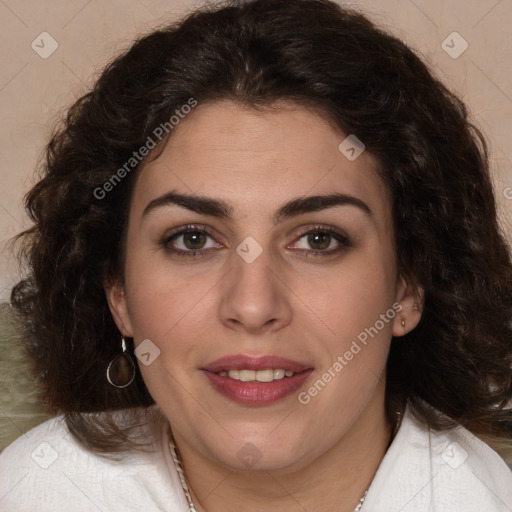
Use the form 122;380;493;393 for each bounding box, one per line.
106;336;136;388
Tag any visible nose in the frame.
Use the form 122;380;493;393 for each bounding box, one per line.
218;246;292;334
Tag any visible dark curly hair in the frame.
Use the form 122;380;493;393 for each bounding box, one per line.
11;0;512;455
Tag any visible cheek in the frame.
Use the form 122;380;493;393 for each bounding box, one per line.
328;270;395;340
122;250;223;392
305;245;397;344
300;247;397;398
123;245;213;337
122;265;209;409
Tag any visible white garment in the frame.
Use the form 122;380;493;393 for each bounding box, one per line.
363;408;512;511
0;405;511;511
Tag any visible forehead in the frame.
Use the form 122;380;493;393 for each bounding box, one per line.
131;101;390;221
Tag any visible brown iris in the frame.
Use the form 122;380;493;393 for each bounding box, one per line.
307;232;331;250
183;231;207;250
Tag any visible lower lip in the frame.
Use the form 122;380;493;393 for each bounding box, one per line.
202;369;314;405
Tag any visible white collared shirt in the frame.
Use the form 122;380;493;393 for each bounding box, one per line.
0;405;511;511
362;407;512;511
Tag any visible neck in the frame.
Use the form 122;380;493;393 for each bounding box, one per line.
172;391;393;512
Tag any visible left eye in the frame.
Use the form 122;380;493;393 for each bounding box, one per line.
179;231;209;250
292;230;347;253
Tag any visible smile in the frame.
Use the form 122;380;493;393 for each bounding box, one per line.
217;369;295;382
202;355;313;405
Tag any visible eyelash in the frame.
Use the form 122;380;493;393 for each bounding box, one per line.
293;225;352;257
160;224;351;259
161;224;219;258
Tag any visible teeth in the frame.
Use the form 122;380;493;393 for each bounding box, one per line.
239;370;256;382
255;369;274;382
273;369;285;380
218;368;295;381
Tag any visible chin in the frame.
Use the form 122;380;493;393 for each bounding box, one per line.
208;433;314;474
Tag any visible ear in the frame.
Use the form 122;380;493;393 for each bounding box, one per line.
104;277;134;337
392;275;424;337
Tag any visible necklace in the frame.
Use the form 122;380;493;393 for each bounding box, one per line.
168;434;369;512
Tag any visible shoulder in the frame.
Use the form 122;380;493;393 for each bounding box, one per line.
428;416;512;510
0;407;188;512
363;405;512;512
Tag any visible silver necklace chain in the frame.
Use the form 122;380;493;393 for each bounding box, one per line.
168;436;197;512
354;490;368;512
168;433;368;512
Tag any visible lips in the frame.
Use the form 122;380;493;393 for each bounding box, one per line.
201;355;314;405
202;355;311;373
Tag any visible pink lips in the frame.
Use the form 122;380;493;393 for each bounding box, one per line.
203;355;310;373
201;355;313;405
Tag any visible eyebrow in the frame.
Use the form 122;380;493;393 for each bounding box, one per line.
142;191;372;222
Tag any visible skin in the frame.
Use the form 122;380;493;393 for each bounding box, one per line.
106;101;422;512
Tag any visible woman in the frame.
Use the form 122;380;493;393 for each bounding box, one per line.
1;0;511;510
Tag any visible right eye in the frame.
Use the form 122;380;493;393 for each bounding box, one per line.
161;225;223;258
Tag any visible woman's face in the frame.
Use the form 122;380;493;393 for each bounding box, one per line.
107;101;419;472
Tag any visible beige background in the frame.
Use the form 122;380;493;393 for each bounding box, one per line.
1;0;511;301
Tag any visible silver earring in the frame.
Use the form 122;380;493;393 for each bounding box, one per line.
106;336;136;388
401;319;406;327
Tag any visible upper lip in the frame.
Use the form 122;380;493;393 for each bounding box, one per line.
202;355;312;373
